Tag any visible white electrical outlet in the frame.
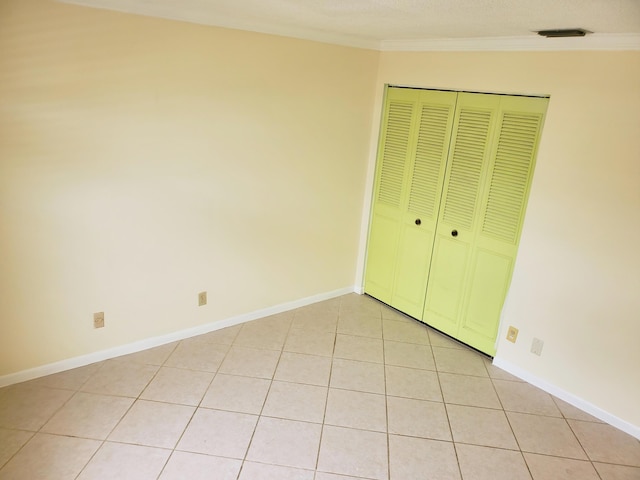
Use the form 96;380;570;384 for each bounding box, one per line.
531;338;544;356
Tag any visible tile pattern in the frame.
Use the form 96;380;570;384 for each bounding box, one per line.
0;293;638;480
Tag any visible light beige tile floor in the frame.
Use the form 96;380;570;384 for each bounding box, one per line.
0;293;638;479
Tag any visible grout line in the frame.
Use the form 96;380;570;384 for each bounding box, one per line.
312;297;341;473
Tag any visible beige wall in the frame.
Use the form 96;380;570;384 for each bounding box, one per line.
0;0;379;375
370;50;640;427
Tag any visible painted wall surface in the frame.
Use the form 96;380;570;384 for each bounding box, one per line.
0;0;379;375
2;0;639;434
365;50;640;427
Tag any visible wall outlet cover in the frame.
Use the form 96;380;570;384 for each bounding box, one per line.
531;337;544;356
506;326;519;343
198;291;207;306
93;312;104;329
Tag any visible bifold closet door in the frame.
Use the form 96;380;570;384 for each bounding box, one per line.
364;87;456;318
423;94;548;355
365;86;548;356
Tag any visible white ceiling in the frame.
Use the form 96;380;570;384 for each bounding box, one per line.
60;0;640;50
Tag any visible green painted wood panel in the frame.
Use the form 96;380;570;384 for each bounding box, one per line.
456;95;548;355
364;87;418;304
365;87;456;317
422;93;500;340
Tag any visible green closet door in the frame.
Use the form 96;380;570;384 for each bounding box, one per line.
421;93;500;338
456;95;548;354
423;94;548;355
364;87;418;305
365;87;456;317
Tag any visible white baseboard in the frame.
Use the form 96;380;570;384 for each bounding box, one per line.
0;286;357;388
493;356;640;440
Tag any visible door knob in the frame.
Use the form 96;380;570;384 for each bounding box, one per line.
451;229;458;237
415;219;421;225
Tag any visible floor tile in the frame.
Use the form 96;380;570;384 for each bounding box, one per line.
255;312;295;331
388;435;460;480
334;334;383;363
140;367;214;406
5;293;638;480
552;398;603;423
29;362;102;391
276;352;332;386
200;374;270;414
108;400;194;448
385;365;441;401
238;461;314;479
568;420;640;466
325;389;386;432
523;452;600;480
447;404;518;449
246;417;322;470
296;298;340;320
117;342;178;366
337;315;382;339
0;433;100;480
177;408;258;458
318;425;388;480
340;295;381;315
439;372;501;409
164;342;228;372
0;429;33;469
41;392;133;440
456;443;532;480
383;341;435;370
0;385;73;431
340;296;382;312
234;319;289;350
507;412;587;460
593;462;640;480
380;306;412;323
284;328;336;357
262;381;327;423
159;451;241;480
184;325;242;346
80;361;158;397
315;473;370;480
77;442;170;480
218;346;280;379
493;380;562;417
382;320;430;345
330;359;385;394
292;311;338;334
387;396;451;441
432;346;488;377
428;329;465;349
483;358;523;382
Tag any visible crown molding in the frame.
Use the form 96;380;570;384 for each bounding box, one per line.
380;33;640;52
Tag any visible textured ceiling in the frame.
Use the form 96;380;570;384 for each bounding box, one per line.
59;0;640;49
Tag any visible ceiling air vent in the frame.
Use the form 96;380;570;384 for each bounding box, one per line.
537;28;592;38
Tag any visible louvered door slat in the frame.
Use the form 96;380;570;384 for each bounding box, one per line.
377;101;414;207
441;108;492;229
407;105;452;218
481;112;543;244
